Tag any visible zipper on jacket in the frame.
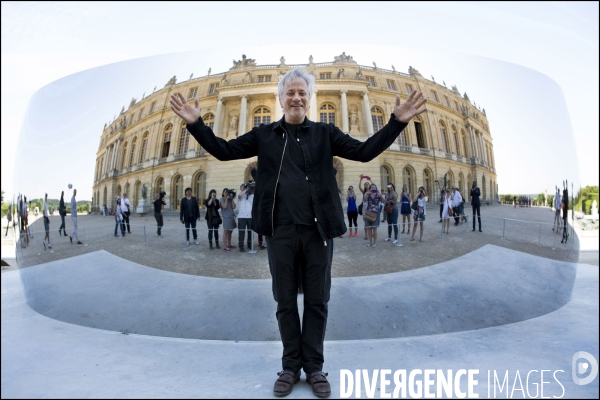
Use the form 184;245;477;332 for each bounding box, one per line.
271;128;288;234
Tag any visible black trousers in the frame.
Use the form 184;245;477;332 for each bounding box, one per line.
154;212;163;235
123;211;131;233
439;203;444;219
238;218;252;248
472;204;481;229
206;219;219;244
265;224;334;374
184;217;197;240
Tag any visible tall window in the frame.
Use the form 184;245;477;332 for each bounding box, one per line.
446;172;454;190
366;76;376;87
454;101;459;111
402;167;413;195
188;87;198;99
138;108;145;121
196;172;207;208
319;72;331;79
439;122;448;153
209;83;219;94
258;75;271;82
173;175;183;210
319;103;335;124
461;130;469;157
178;123;190;154
380;165;391;189
482;176;487;200
203;113;215;130
371;106;384;132
423;170;432;202
134;181;141;209
121;142;127;169
155;178;164;199
398;129;408;146
161;124;172;158
253;107;271;127
129;137;137;167
452;126;459;155
415;117;426;148
387;80;397;90
459;173;464;194
444;96;450;107
405;84;414;93
431;90;439;102
150;101;157;113
139;132;149;164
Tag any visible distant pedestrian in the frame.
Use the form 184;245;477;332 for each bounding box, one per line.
42;193;52;250
399;184;411;234
180;187;200;245
346;185;358;237
384;183;399;244
363;183;382;247
114;196;125;237
553;187;562;233
451;185;463;226
410;186;428;242
358;175;372;240
70;189;82;244
58;191;67;236
442;189;452;234
122;192;132;233
204;189;221;249
471;181;482;232
237;179;254;252
220;188;236;251
153;191;166;236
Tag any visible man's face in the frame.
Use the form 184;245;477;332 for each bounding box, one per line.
280;78;309;124
185;190;192;197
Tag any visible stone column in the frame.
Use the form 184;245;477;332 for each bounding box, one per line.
468;126;478;160
214;97;224;137
275;92;283;121
112;141;120;169
238;95;248;137
309;89;318;121
102;149;109;175
340;90;349;134
362;92;374;136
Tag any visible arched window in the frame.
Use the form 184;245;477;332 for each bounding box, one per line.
371;106;384;132
129;137;137;167
482;175;487;200
398;129;408;146
203;113;215;130
461;129;469;158
439;121;448;153
253;107;271;127
380;165;392;189
161;124;172;158
452;126;459;155
155;178;164;199
134;181;141;209
103;187;107;208
446;171;454;191
467;174;472;202
402;167;414;195
423;169;432;202
319;103;335;124
195;172;207;208
124;183;130;200
139;132;149;164
121;142;128;169
178;122;190;154
414;115;426;148
173;175;184;210
459;173;464;194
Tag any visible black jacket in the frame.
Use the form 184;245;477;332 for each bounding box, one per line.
187;115;407;241
470;187;481;206
180;196;200;220
204;198;221;224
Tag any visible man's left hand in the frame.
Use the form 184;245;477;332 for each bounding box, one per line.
394;91;428;123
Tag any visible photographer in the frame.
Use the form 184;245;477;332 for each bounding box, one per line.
121;192;132;234
204;189;221;249
180;187;200;245
451;185;463;225
410;186;428;242
220;188;237;251
471;181;482;232
153;191;166;236
237;168;255;252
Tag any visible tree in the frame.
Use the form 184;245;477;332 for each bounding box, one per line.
575;186;599;215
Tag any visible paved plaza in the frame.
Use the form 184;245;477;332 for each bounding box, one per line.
1;205;598;398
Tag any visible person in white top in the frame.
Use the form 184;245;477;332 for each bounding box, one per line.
237;176;255;252
409;186;428;242
553;187;562;233
442;189;452;234
42;193;52;250
451;185;463;226
114;196;125;237
70;189;82;244
121;192;131;234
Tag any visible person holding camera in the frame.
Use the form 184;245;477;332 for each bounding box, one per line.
400;184;412;235
58;191;67;236
410;186;428;242
237;177;255;252
346;185;358;237
153;191;166;236
358;176;372;240
471;181;482;232
220;188;236;251
442;189;452;234
42;193;52;250
384;183;399;244
363;183;382;247
180;187;200;245
114;196;126;238
205;189;221;249
451;185;463;226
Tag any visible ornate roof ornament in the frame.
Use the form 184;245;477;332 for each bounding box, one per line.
164;76;177;87
408;66;421;76
230;54;257;70
333;52;357;64
451;85;460;94
128;98;137;109
463;92;470;102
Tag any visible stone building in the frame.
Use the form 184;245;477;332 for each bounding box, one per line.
92;53;498;213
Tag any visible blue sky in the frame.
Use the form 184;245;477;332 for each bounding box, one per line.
1;2;598;201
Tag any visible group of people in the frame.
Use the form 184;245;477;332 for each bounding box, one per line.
514;195;532;207
113;193;132;238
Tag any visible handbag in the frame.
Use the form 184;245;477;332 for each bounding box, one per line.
364;210;378;222
448;206;454;217
384;201;394;214
411;200;418;211
358;203;363;216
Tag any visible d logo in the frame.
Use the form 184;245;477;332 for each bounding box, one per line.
572;351;598;385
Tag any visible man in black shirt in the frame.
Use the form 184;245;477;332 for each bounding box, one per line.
170;68;427;398
180;187;200;245
153;192;166;236
471;181;482;232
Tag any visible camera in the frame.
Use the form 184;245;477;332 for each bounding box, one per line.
159;191;166;197
228;189;237;198
243;181;256;196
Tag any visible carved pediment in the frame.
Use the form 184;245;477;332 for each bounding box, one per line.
230;54;257;70
333;52;357;65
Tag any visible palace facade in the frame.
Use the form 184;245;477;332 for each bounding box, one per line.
92;53;497;213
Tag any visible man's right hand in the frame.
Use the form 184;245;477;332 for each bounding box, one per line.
170;92;201;125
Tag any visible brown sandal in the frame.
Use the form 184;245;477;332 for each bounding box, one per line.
274;370;300;396
306;371;331;397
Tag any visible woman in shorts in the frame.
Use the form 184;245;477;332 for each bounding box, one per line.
400;184;412;234
363;183;382;247
410;186;428;242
